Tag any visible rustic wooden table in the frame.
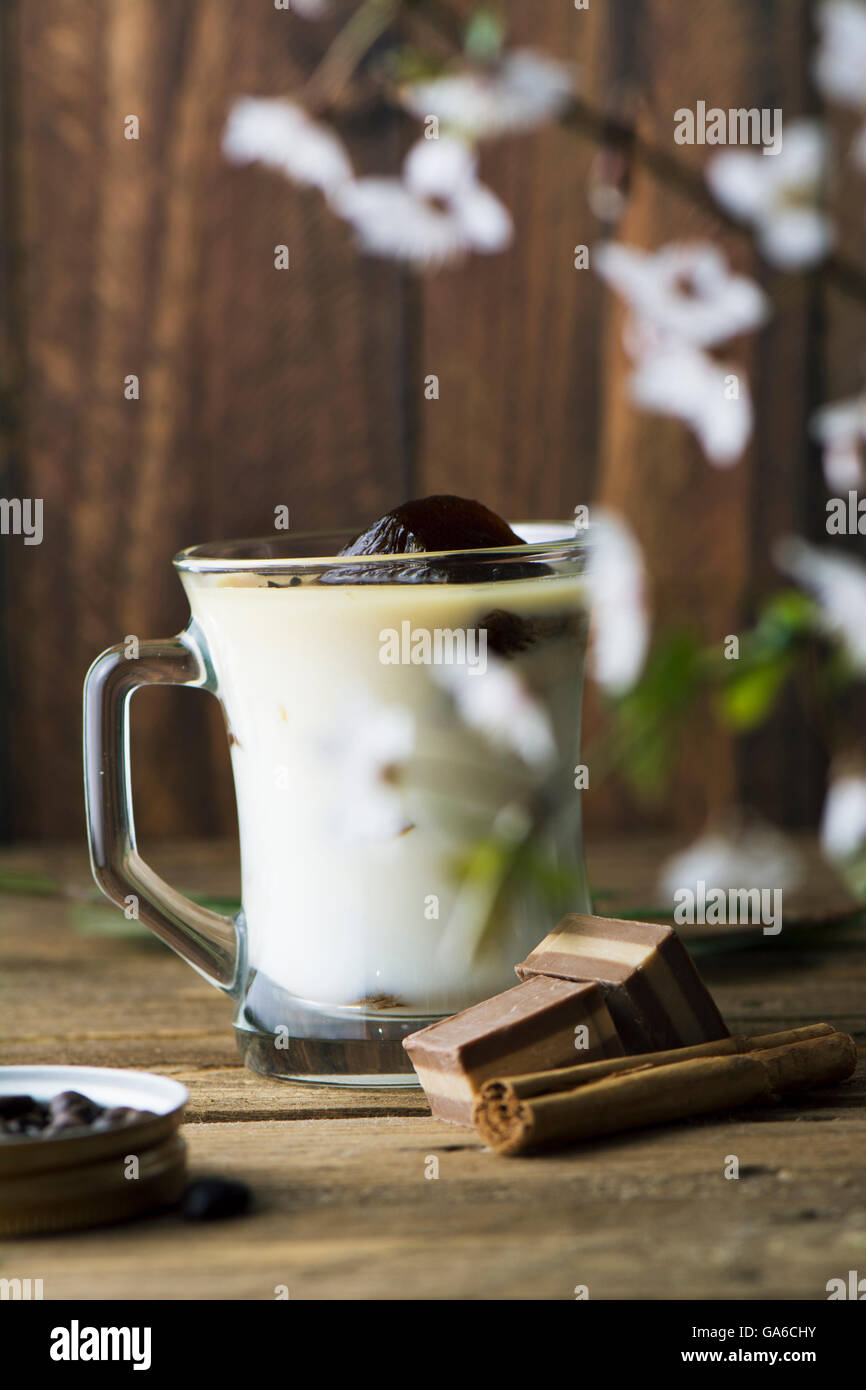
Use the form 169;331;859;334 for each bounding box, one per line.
1;839;864;1301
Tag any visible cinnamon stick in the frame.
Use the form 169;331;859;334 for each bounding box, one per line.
472;1027;857;1156
479;1022;836;1104
759;1033;859;1093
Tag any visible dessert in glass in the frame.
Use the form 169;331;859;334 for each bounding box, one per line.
84;497;591;1084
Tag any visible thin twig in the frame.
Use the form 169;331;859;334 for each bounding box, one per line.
304;0;403;112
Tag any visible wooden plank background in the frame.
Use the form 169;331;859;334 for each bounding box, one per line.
0;0;863;844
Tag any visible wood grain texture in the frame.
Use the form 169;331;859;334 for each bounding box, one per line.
8;1103;866;1300
0;837;863;1300
3;0;407;840
415;1;608;516
590;0;818;833
0;0;22;843
0;0;863;842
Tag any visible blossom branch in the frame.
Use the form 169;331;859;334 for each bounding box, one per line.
305;0;866;305
559;95;866;309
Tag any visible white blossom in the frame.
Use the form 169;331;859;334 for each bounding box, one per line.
595;241;769;349
595;243;767;466
776;536;866;670
629;339;753;467
821;769;866;859
706;121;833;270
814;1;866;108
659;820;802;906
811;394;866;490
330;136;512;266
223;97;353;194
853;122;866;170
324;699;415;842
585;510;649;694
813;1;866;164
432;657;556;767
401;49;575;138
290;0;331;16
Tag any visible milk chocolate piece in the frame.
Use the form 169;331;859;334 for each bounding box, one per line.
402;976;624;1125
515;914;729;1052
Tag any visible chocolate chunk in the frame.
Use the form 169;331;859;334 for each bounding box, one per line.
182;1178;251;1222
403;977;624;1126
478;608;537;657
479;608;580;658
341;496;523;557
516;914;729;1052
321;495;544;585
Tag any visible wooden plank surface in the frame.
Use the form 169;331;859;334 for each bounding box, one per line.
6;1103;866;1302
1;838;864;1299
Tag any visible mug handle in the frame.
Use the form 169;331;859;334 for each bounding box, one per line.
83;634;240;991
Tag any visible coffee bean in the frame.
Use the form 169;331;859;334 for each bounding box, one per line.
45;1113;91;1136
1;1090;156;1142
49;1090;101;1124
182;1178;251;1222
103;1106;134;1123
1;1117;29;1135
0;1095;38;1120
92;1106;146;1131
0;1097;50;1136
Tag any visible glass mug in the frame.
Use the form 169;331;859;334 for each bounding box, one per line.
83;524;590;1085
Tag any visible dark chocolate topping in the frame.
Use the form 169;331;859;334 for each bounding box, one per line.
321;495;547;585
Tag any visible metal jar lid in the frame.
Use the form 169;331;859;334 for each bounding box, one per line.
0;1066;188;1236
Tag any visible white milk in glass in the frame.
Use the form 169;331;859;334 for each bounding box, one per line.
183;568;590;1016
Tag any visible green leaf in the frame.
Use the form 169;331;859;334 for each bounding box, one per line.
451;836;511;889
760;588;817;636
386;46;450;84
516;845;587;905
700;589;818;689
68;901;155;942
184;891;241;918
464;8;505;63
718;654;791;730
607;630;703;798
0;866;61;897
832;850;866;901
